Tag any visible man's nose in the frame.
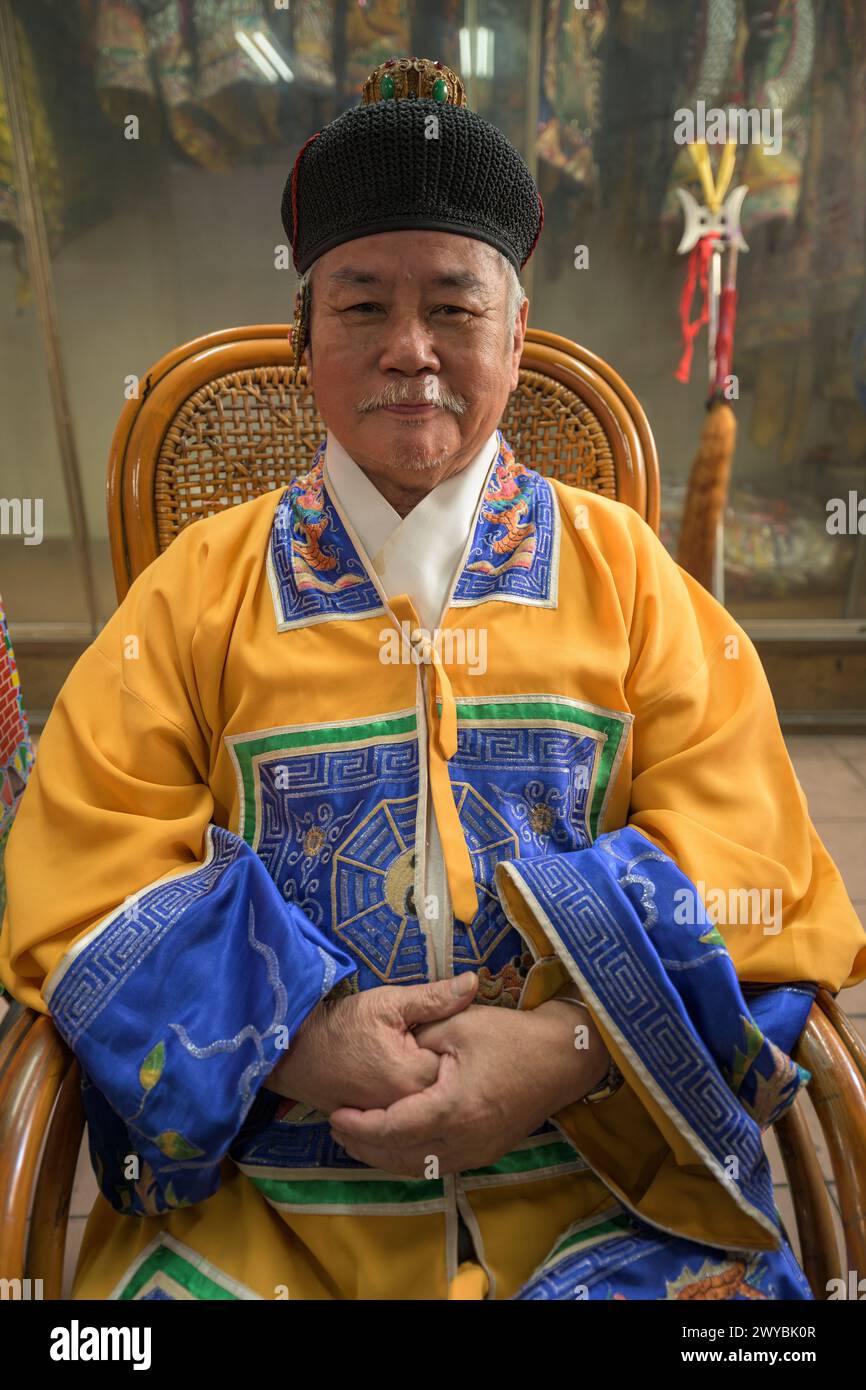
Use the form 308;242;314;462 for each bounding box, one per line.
376;313;440;375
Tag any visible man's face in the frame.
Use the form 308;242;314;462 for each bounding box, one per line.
303;230;528;497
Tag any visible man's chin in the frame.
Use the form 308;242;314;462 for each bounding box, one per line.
391;450;448;474
377;418;456;473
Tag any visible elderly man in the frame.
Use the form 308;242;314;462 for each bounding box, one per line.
2;57;864;1303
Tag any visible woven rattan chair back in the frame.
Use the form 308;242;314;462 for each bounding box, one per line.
107;325;660;601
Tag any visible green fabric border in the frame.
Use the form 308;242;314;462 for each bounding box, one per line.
232;712;417;844
248;1175;444;1206
462;1139;580;1179
544;1212;633;1271
247;1140;581;1208
450;698;629;839
118;1246;239;1301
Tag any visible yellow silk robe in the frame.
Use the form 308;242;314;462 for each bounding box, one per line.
2;434;864;1301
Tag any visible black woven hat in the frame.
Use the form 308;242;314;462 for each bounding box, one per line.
281;56;544;277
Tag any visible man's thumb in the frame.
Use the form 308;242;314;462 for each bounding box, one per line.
400;972;478;1028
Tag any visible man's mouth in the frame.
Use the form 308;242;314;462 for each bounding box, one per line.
383;402;440;414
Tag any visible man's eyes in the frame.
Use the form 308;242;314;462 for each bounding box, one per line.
341;303;471;317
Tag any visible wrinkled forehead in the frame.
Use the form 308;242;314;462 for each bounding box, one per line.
310;231;505;294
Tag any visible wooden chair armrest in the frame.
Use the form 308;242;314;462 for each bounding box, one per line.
774;1096;843;1298
794;1004;866;1279
0;1013;76;1282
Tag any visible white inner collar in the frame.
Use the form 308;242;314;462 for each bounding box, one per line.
324;427;500;629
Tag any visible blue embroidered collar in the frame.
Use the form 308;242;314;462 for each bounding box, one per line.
267;429;560;632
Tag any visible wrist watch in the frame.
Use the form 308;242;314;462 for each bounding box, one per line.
552;992;625;1105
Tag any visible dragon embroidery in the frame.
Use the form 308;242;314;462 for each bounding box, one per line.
284;446;365;594
466;440;537;575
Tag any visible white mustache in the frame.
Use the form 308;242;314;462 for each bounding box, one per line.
357;379;468;414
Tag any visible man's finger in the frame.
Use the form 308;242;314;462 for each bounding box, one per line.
411;1019;453;1052
329;1104;381;1130
399;972;477;1029
330;1071;451;1147
407;1045;442;1089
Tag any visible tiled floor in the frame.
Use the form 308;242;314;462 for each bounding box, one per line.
4;734;866;1297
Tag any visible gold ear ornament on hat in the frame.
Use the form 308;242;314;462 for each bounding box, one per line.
288;279;310;386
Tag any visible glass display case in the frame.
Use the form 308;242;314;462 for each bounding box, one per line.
1;0;864;720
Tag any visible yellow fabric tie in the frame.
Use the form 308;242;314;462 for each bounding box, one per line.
389;595;479;926
687;139;736;213
448;1261;490;1300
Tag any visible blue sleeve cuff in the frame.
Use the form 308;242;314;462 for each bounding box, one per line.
495;826;812;1241
47;825;355;1215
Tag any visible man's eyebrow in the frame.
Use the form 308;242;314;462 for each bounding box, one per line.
429;270;488;294
326;269;383;287
326;268;489;294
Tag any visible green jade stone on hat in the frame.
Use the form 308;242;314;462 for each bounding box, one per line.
359;57;468;107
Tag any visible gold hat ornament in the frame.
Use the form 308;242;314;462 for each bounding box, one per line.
361;56;467;107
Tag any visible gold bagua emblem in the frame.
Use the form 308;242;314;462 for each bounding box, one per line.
383;846;418;919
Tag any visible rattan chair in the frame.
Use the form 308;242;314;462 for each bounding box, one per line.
1;325;864;1299
106;325;660;598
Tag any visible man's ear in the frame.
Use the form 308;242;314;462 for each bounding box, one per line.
509;296;529;393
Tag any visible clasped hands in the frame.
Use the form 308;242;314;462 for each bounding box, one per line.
268;973;610;1177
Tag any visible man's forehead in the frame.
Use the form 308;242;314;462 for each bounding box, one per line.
316;235;502;292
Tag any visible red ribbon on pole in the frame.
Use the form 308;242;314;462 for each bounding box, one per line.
674;233;720;384
711;283;739;398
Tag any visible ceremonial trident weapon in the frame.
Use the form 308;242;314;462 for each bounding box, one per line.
674;141;749;602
